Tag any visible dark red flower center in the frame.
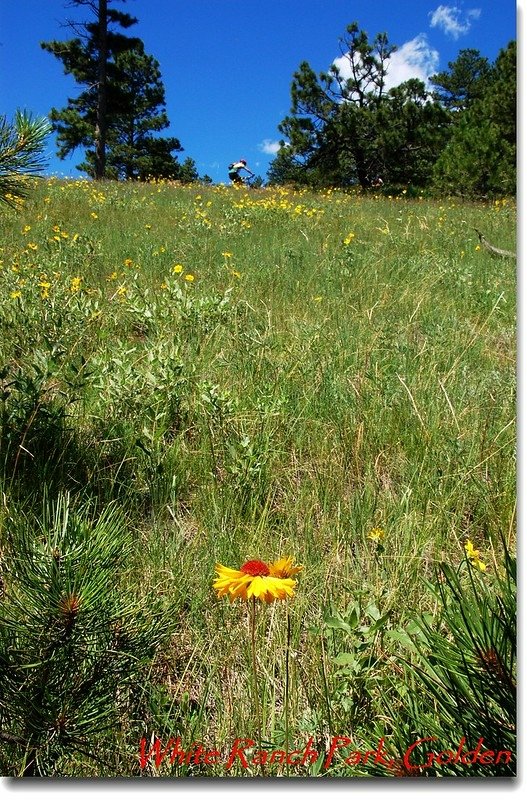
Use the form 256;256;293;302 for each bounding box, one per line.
241;559;270;576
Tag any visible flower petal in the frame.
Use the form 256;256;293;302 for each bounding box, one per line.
269;556;303;578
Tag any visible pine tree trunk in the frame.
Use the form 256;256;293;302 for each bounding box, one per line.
94;0;107;180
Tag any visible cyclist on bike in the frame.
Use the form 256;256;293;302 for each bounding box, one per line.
228;159;254;184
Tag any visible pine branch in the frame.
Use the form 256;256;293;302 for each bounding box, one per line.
0;730;28;746
0;111;51;207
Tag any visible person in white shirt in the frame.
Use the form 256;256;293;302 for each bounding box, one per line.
228;159;254;184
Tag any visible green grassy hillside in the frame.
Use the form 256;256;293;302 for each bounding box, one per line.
0;179;516;776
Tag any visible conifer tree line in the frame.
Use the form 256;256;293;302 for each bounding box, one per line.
5;1;516;195
269;23;516;196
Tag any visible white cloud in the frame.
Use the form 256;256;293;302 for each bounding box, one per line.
333;34;439;93
429;5;481;39
258;139;283;155
384;34;440;89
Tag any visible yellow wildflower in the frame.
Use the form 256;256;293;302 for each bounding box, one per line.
464;539;487;572
39;280;51;299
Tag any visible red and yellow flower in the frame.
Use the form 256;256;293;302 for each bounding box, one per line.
213;557;302;603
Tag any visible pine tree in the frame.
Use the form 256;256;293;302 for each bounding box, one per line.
0;495;176;775
375;79;450;189
429;48;492;112
271;22;448;189
432;41;516;197
178;157;200;183
80;41;184;180
275;24;395;188
42;0;140;179
41;0;188;181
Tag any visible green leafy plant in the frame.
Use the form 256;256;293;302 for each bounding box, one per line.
318;597;392;733
0;350;89;491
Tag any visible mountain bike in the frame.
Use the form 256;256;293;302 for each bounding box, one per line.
241;175;264;188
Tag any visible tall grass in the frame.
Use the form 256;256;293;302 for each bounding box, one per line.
0;178;516;776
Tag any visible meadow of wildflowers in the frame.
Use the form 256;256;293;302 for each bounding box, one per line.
0;179;516;776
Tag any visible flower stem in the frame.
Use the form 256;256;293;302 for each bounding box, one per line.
285;605;291;777
250;597;265;776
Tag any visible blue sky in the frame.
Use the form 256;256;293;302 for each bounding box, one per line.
0;0;518;183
